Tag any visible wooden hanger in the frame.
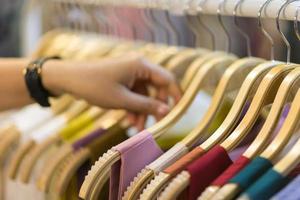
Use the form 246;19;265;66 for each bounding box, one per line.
0;97;72;181
18;106;106;183
35;109;124;193
201;67;300;200
215;73;300;200
78;53;237;199
157;63;295;200
120;52;231;200
219;64;295;151
48;111;128;198
123;57;264;200
31;29;65;58
206;5;300;200
26;28;183;192
151;60;283;199
272;89;300;176
6;100;89;180
156;63;291;199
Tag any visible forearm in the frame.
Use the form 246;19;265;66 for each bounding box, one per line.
0;58;33;110
0;57;75;110
0;57;132;110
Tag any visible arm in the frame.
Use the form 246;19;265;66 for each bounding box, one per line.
0;55;182;129
0;58;33;109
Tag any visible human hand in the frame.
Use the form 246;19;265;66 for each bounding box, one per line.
43;54;182;130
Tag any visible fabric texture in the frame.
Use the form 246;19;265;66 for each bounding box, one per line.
147;142;189;173
163;147;205;176
63;125;128;200
212;156;251;186
272;175;300;200
72;128;105;150
241;169;289;200
229;156;273;190
209;104;290;188
110;130;163;200
186;145;233;200
59;112;94;141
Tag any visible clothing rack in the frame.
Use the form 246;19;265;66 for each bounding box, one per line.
54;0;300;21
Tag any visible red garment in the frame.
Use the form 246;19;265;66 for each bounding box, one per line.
288;163;300;178
185;145;233;200
212;155;250;186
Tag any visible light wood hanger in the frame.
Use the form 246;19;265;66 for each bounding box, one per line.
272;3;300;178
48;111;129;198
123;53;247;200
152;0;296;198
144;1;286;197
158;64;296;200
75;9;227;198
15;33;206;188
272;90;300;176
79;53;238;200
35;109;124;193
243;68;300;159
124;57;265;200
31;29;65;58
0;98;73;185
204;3;300;199
219;64;295;151
201;67;300;200
6;100;89;180
215;80;300;200
18;106;106;183
29;31;193;192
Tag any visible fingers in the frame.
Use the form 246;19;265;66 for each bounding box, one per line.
120;86;170;118
139;58;182;103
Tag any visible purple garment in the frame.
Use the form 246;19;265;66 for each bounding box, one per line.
71;128;106;189
272;175;300;200
109;130;163;200
72;128;106;150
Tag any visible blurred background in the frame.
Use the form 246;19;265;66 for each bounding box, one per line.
1;0;299;63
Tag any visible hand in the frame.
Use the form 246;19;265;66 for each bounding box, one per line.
43;54;182;130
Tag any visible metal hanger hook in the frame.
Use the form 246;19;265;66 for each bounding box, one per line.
217;0;231;53
197;0;216;50
233;0;252;57
258;0;275;60
276;0;297;64
294;6;300;40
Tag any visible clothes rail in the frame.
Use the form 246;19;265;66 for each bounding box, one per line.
53;0;300;21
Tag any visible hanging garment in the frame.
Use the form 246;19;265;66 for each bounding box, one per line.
183;145;233;200
161;101;251;179
238;169;289;200
60;125;129;200
272;174;300;200
209;105;290;188
109;130;163;200
229;156;273;191
166;114;264;200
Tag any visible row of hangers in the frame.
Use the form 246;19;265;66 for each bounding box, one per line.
0;0;300;200
78;0;300;199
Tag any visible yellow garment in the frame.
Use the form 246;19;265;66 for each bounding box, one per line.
59;112;95;141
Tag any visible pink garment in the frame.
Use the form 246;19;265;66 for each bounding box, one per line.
109;130;163;200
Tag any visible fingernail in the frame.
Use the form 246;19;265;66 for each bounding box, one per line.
157;104;170;116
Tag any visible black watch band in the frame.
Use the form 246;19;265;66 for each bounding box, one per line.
24;56;61;107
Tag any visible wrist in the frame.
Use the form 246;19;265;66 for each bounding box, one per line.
42;60;67;96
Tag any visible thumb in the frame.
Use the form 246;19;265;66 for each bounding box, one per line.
120;88;170;117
